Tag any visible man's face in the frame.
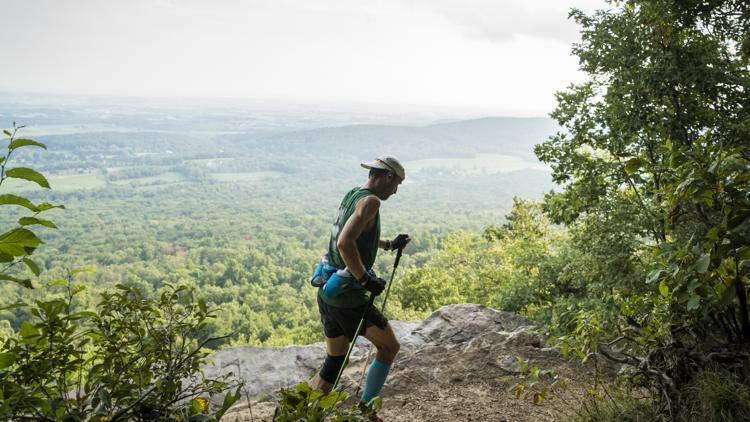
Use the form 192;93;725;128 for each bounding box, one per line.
383;173;404;200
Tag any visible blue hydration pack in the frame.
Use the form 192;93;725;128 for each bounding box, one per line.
310;255;337;288
310;255;374;298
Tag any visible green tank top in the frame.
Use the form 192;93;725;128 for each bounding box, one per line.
319;187;380;308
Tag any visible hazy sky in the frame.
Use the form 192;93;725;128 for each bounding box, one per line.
1;0;606;116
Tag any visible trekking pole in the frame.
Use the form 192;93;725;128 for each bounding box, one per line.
332;247;405;393
332;293;376;391
354;246;404;397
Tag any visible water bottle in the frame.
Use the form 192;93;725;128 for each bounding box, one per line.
310;254;327;287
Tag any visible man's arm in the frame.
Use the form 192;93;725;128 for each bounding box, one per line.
337;195;380;283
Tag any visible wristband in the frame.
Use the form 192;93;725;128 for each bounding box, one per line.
385;240;392;251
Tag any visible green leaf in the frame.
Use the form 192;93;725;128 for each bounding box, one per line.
296;382;311;394
37;202;65;211
0;352;15;369
198;299;207;313
8;139;46;151
5;167;50;188
317;391;344;410
367;396;383;410
215;386;243;420
0;252;13;263
68;311;97;320
646;269;663;284
624;157;646;174
706;226;719;241
695;254;710;274
0;194;39;212
675;177;695;195
71;267;95;275
687;278;701;292
3;129;11;137
19;321;40;340
0;228;42;257
659;279;670;298
687;296;700;311
0;274;33;289
23;258;41;276
18;217;58;229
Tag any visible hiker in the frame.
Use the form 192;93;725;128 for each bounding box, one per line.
310;156;410;415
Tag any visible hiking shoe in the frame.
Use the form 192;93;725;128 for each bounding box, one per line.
358;401;384;422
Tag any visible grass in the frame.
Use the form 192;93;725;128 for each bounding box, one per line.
570;366;750;422
681;366;750;422
574;395;663;422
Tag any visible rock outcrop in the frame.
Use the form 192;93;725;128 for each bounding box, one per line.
208;304;599;421
202;320;420;400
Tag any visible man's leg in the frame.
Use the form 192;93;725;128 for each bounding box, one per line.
310;335;349;394
360;322;400;403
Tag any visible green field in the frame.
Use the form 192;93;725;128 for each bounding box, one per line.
111;172;184;186
3;172;106;192
210;171;284;183
405;153;549;175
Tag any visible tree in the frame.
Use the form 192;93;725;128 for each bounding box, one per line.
535;0;750;415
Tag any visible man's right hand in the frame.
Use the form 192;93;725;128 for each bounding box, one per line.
360;273;386;296
390;234;411;250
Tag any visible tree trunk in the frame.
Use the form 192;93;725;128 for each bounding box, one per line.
734;276;750;344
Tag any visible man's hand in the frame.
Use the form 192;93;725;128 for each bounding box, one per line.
390;234;411;250
360;273;386;296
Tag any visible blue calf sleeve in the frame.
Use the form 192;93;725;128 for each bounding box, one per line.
360;358;391;404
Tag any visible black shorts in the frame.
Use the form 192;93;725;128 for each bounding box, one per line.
317;294;389;341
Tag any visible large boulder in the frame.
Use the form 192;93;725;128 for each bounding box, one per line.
202;304;540;403
202;320;420;400
401;303;534;350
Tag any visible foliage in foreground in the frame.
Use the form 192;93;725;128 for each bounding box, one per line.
273;382;373;422
573;366;750;422
0;127;240;421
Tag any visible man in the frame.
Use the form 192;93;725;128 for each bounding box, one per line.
310;155;410;418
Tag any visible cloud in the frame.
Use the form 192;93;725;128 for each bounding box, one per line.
410;0;607;44
0;0;596;114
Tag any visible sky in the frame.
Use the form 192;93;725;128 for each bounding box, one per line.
0;0;607;116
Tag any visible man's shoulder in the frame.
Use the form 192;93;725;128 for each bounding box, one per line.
359;194;381;207
355;194;381;218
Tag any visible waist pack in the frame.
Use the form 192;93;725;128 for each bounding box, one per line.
310;256;338;288
310;255;374;298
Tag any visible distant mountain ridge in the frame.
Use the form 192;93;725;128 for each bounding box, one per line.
225;116;558;161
